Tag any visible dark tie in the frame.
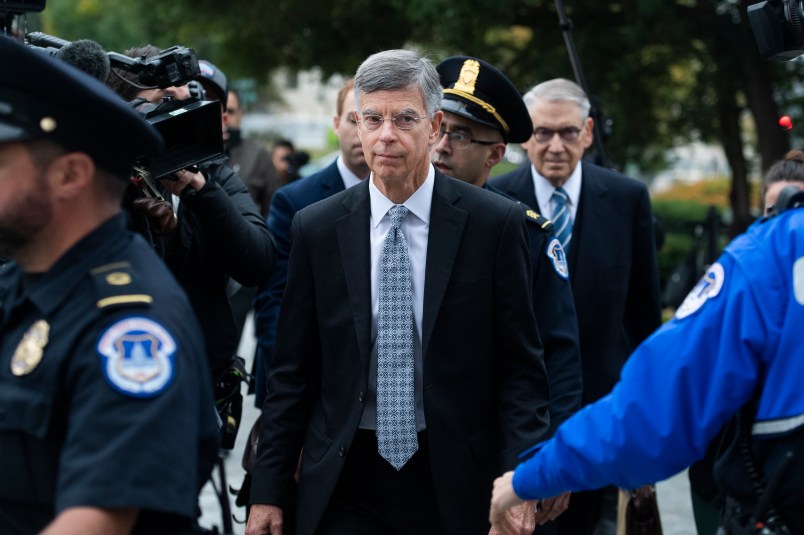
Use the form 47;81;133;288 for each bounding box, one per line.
376;204;418;470
551;187;573;249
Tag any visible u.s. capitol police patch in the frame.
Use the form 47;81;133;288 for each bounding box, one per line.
96;317;176;397
546;238;569;280
675;263;725;320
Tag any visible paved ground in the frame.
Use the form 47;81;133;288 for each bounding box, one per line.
200;316;698;534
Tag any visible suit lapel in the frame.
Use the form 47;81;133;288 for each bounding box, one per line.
569;164;608;282
422;172;467;358
336;180;372;364
319;160;346;198
514;165;539;211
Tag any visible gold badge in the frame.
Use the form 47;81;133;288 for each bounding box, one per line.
11;320;50;376
454;59;480;95
526;209;539;220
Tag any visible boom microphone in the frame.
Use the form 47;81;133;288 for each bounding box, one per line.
55;39;110;82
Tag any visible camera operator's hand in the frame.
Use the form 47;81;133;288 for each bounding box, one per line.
131;197;177;234
160;168;206;198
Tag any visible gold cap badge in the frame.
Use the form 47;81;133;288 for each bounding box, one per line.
11;320;50;376
454;59;480;95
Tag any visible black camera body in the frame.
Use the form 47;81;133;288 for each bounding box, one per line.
26;32;201;89
21;32;223;191
132;98;224;180
748;1;804;61
108;46;199;89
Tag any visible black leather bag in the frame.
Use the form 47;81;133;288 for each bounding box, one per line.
617;485;664;535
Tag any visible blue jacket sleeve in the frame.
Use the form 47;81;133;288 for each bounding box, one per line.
512;249;767;499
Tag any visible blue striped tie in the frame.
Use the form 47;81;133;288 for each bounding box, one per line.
376;205;418;470
551;187;573;249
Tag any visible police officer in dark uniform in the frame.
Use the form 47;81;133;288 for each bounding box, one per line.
430;55;582;533
0;36;218;534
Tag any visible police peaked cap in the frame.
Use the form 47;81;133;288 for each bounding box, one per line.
197;59;228;104
437;56;533;144
0;36;163;179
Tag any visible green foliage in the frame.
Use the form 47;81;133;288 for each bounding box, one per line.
651;183;732;293
31;0;801;198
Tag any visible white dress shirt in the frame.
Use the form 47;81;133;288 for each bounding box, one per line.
359;164;434;432
532;161;583;222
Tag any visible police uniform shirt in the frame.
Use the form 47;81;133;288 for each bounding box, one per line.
0;214;218;534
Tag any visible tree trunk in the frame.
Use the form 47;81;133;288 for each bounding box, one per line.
716;87;751;237
739;0;791;174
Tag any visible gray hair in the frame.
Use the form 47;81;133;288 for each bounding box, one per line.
353;49;442;117
523;78;590;122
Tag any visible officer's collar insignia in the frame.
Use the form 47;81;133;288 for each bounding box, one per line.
11;319;50;376
96;317;176;397
675;262;725;320
546;238;569;280
525;209;539;221
454;59;480;95
794;256;804;305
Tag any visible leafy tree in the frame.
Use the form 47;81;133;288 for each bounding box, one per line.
35;0;802;233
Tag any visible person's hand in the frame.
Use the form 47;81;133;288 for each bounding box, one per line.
159;168;206;198
490;471;526;533
489;500;536;535
533;492;571;526
131;197;177;234
245;504;283;535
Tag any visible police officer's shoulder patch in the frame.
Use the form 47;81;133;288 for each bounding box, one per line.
96;316;176;397
546;238;570;280
90;261;153;311
675;262;725;320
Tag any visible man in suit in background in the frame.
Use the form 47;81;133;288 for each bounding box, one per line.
491;78;662;535
251;77;370;409
247;49;550;535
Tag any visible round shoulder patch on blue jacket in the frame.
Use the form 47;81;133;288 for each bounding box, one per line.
546;238;569;280
675;263;725;320
96;316;176;397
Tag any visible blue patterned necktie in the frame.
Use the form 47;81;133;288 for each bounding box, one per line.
551;187;573;249
376;204;418;470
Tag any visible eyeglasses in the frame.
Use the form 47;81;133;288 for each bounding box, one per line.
437;128;497;150
358;112;427;131
532;126;582;144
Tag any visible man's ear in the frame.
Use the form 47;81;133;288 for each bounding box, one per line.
47;152;95;200
486;143;507;170
428;110;444;143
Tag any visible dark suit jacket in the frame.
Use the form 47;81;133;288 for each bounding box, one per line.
251;170;550;534
486;184;582;433
491;162;662;404
252;160;346;406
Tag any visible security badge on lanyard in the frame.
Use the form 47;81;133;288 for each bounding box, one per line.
11;320;50;376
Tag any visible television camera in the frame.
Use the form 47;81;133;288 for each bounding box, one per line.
22;31;224;200
748;0;804;60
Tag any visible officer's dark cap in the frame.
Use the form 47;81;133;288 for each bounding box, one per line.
437;56;532;144
0;36;163;179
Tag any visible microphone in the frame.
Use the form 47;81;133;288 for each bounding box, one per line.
55;39;110;82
